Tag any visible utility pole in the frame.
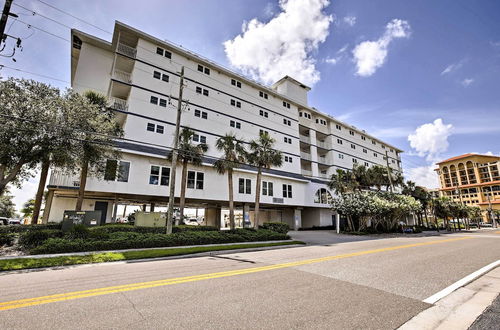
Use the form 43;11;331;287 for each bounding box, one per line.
166;66;185;234
455;181;464;230
487;193;496;228
385;151;394;193
0;0;14;44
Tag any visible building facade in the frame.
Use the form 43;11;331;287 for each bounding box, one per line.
43;21;403;229
436;153;500;222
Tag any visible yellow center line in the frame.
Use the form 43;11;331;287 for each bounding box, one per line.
0;236;474;311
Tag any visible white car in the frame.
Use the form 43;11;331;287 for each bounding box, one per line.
0;217;8;225
184;218;200;226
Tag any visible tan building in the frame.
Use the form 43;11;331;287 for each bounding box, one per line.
436;153;500;222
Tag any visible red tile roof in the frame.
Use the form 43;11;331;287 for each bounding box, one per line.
437;153;499;165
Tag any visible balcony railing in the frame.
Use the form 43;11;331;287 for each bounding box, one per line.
300;152;311;160
49;171;80;188
299;135;310;144
117;42;137;58
319;172;329;179
317;141;328;149
113;70;132;83
301;169;312;176
109;97;128;112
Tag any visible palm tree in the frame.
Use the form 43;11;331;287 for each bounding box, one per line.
214;134;246;230
328;169;359;196
366;165;388;191
247;132;283;229
169;128;208;225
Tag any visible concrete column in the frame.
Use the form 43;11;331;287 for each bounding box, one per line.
150;203;156;212
336;213;340;234
42;190;55;224
142;204;147;211
293;208;302;230
205;207;221;229
309;129;319;177
243;204;251;228
112;197;118;223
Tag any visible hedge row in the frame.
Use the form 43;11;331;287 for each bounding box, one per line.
259;223;290;234
30;229;289;254
0;224;62;234
91;224;219;234
0;233;16;247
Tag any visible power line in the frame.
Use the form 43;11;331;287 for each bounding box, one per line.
13;2;74;30
16;19;69;42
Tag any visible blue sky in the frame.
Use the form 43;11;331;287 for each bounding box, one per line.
1;0;500;211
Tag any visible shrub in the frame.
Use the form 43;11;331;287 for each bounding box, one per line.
0;223;62;234
30;229;290;254
259;222;290;234
65;224;90;240
0;233;16;247
89;224;218;235
19;229;63;248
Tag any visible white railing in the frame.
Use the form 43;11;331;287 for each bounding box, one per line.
300;135;310;144
319;172;329;179
109;97;128;112
317;141;328;149
113;70;132;83
301;169;312;176
117;42;137;58
300;152;311;160
49;171;80;188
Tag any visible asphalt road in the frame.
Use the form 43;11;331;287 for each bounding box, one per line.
0;230;499;330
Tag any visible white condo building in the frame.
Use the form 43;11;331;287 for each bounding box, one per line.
44;21;403;229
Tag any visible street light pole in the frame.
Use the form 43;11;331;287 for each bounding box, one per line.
166;66;185;234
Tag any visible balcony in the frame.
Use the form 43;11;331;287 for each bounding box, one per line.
113;69;132;83
109;97;128;112
49;171;80;188
299;135;311;144
301;169;312;176
316;140;328;149
117;42;137;58
300;152;311;161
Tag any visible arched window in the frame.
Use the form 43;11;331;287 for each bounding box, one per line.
314;188;333;204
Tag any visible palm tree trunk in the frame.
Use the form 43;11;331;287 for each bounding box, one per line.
32;159;50;225
254;168;262;229
177;159;188;226
75;159;89;211
228;168;235;230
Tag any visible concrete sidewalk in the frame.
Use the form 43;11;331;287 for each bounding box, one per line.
399;266;500;329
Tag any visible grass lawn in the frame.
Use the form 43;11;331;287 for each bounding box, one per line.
0;241;305;271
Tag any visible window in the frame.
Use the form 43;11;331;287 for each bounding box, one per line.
259;91;268;99
364;162;369;167
301;113;311;119
259;110;268;118
197;64;210;75
374;153;378;157
372;140;376;145
284;156;293;163
336;124;342;130
282;184;292;198
156;125;164;134
153;71;161;79
382;145;386;149
150;96;159;105
196;86;202;94
187;171;204;189
316;119;326;125
283;119;291;126
162;74;169;82
239;178;251;194
349;130;355;136
164;50;171;59
196;87;209;96
283;101;290;109
104;160;118;181
338;153;344;159
392;160;395;164
284;137;292;144
203;89;209;96
262;181;274;196
351;144;356;149
231;79;242;88
299;112;303;117
159;98;167;107
259;129;269;136
361;136;366;141
147;123;155;132
352;158;358;164
230;120;241;129
390;149;394;153
230;99;241;108
363;148;367;153
156;47;171;58
194;109;208;119
156;47;164;56
149;166;170;186
192;134;207;144
337;139;343;145
314;188;332;204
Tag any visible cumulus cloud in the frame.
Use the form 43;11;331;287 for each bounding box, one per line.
406;165;440;189
440;59;466;75
224;0;333;86
461;78;474;87
343;16;356;26
408;119;453;161
352;19;411;77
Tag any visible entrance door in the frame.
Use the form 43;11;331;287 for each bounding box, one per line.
94;201;108;225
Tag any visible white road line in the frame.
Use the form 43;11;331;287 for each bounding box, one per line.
423;260;500;304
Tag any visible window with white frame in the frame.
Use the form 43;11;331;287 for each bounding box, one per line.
239;178;251;194
336;124;342;130
262;181;274;196
284;137;292;144
231;79;242;88
283;118;291;126
259;91;268;99
149;165;170;186
187;171;204;189
259;129;269;136
156;47;172;59
282;184;292;198
197;64;210;75
284;155;293;163
337;138;343;145
338;153;344;159
194;109;208;119
283;101;290;109
259;110;268;118
192;134;207;144
230;99;241;108
230;120;241;129
104;160;130;182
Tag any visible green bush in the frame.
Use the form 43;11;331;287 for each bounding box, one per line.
0;223;62;234
18;229;63;248
65;224;90;240
0;233;16;246
30;229;290;254
89;224;218;235
259;222;290;234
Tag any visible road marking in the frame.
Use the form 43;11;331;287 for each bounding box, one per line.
423;259;500;304
0;236;473;311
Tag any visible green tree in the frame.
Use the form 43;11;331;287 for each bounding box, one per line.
214;134;246;230
366;165;389;191
0;190;15;218
21;199;35;220
247;132;283;229
328;168;359;196
74;91;123;211
169;128;208;225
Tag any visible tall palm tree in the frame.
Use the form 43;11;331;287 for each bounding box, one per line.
247;132;283;229
328;169;359;196
169;128;208;225
214;134;246;230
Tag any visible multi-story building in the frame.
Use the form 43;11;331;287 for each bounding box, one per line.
43;21;403;229
436;153;500;222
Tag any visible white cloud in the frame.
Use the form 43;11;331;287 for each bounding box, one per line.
325;44;349;65
224;0;333;86
461;78;474;87
406;165;439;189
440;59;466;75
325;57;338;65
407;118;453;161
352;19;411;77
343;16;356;26
9;171;41;213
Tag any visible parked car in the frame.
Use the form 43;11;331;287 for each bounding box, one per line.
184;218;200;226
8;219;21;225
0;217;8;225
479;222;492;227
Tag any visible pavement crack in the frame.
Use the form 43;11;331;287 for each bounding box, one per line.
120;292;146;321
210;255;257;264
